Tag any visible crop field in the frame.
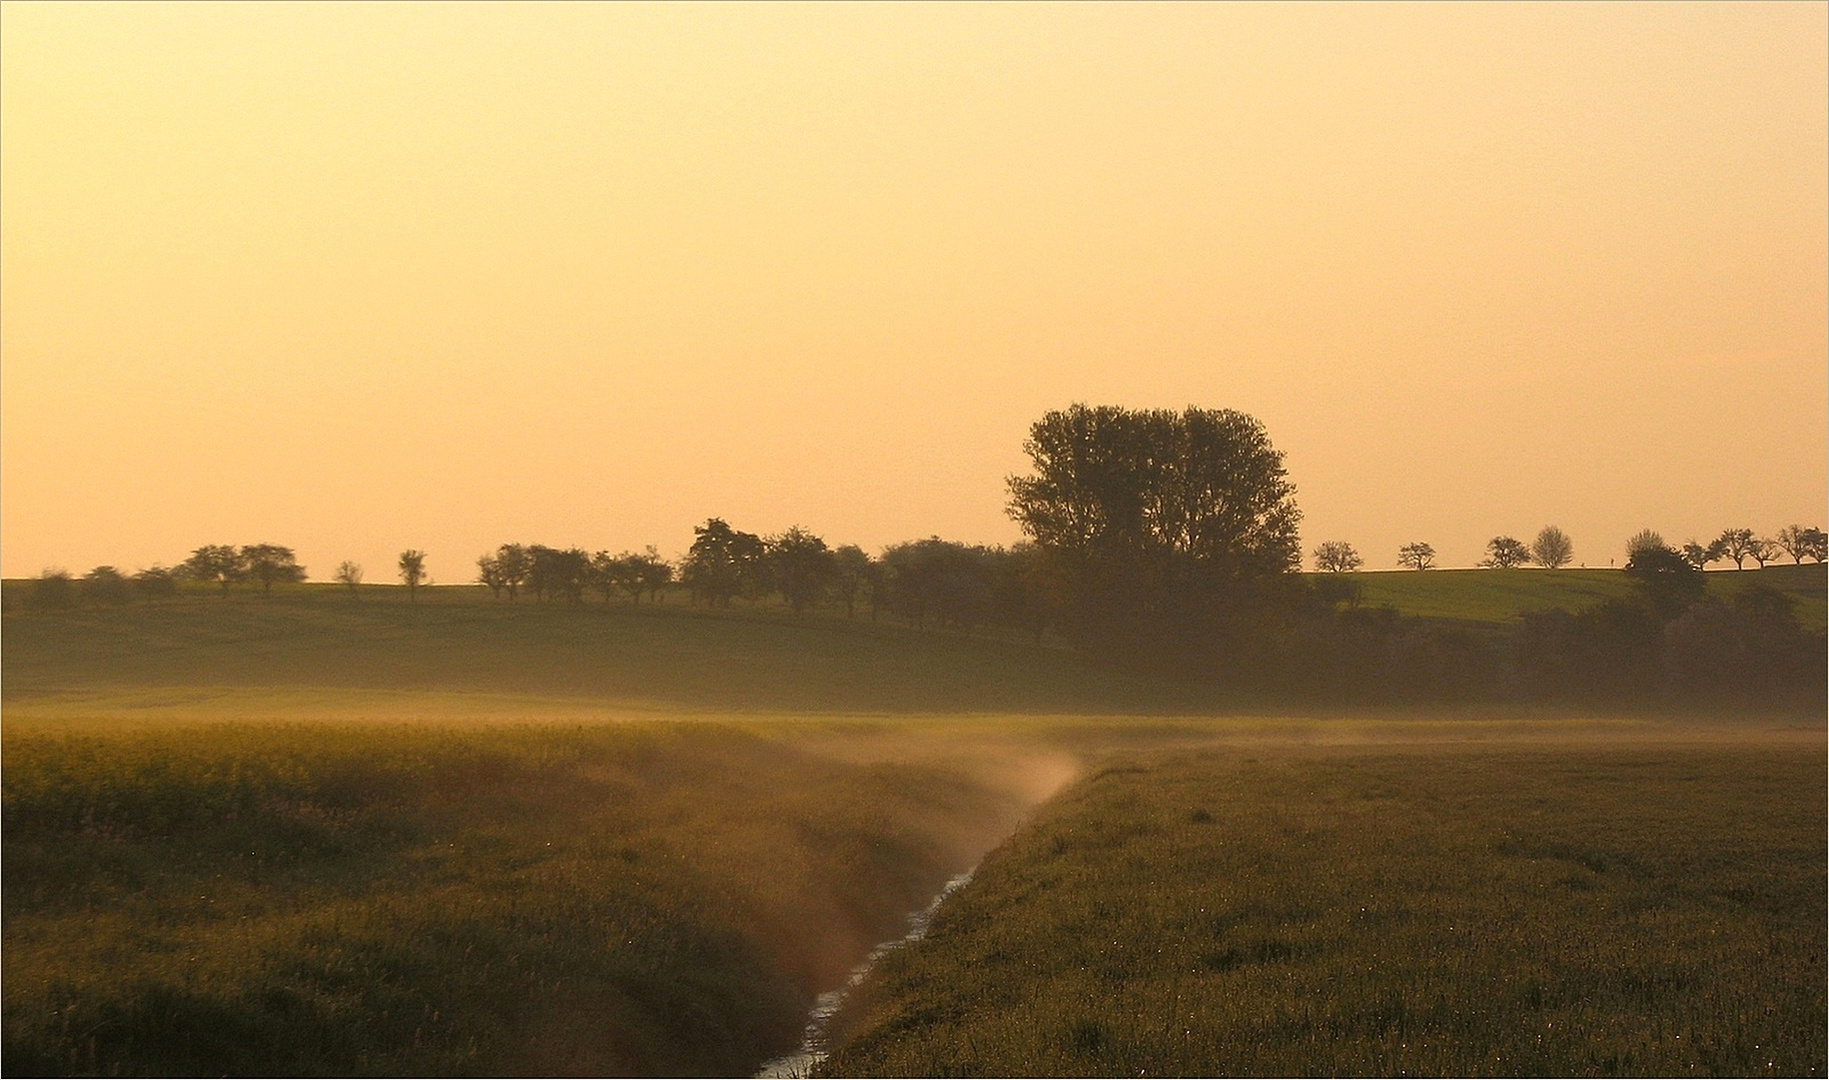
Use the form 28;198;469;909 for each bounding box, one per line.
4;587;1823;1076
826;736;1826;1077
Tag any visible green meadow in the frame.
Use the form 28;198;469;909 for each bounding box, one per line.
825;738;1825;1077
4;578;1824;1075
1346;563;1825;630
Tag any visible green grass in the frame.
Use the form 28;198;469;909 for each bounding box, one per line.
0;586;1233;715
2;720;1037;1075
1340;564;1825;630
5;580;1822;1075
824;738;1827;1077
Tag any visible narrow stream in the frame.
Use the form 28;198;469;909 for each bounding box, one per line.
753;867;976;1079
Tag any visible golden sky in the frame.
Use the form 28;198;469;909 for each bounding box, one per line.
3;2;1824;580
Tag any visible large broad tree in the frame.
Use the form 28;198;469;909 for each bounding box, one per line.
241;544;306;594
766;526;834;613
1481;537;1531;569
1006;404;1301;667
1008;405;1300;577
1530;526;1574;569
180;545;245;593
681;519;765;607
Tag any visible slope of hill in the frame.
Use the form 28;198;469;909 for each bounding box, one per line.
1335;564;1825;629
0;588;1226;715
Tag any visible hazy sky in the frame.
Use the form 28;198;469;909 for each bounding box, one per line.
3;2;1824;581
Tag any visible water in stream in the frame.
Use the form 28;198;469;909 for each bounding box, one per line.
753;868;976;1079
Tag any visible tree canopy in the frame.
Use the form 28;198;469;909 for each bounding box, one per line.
1006;404;1302;671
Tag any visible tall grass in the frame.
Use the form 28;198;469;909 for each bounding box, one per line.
2;722;1024;1075
825;742;1827;1076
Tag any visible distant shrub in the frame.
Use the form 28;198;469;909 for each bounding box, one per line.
134;565;178;599
30;569;75;610
82;566;135;606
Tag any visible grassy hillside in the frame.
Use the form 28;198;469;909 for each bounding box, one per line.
826;738;1827;1077
1;586;1231;715
1339;564;1825;629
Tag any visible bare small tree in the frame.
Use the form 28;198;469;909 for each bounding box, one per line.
476;553;506;599
1481;536;1531;569
398;550;427;601
1530;526;1573;569
1714;528;1756;570
1397;542;1436;571
1774;525;1817;564
1679;539;1721;572
1805;527;1829;564
335;561;363;596
1313;541;1363;573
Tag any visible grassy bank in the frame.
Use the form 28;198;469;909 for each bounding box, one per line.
825;738;1827;1077
2;720;1034;1075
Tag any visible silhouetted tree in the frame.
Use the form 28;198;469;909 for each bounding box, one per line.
335;561;364;596
242;544;306;595
1805;528;1828;563
1007;404;1301;668
527;546;590;603
82;566;133;605
985;542;1064;641
1750;537;1778;569
882;538;993;630
398;549;427;601
1679;538;1723;572
1313;541;1362;573
681;519;765;607
767;526;834;613
180;545;245;593
1624;542;1704;618
476;553;506;598
1529;526;1573;569
1626;530;1667;561
31;569;75;610
1481;536;1531;569
830;545;872;618
1774;525;1816;564
1397;542;1436;571
493;544;532;600
133;566;177;600
1714;528;1756;570
635;547;673;603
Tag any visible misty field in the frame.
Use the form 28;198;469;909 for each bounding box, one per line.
4;587;1824;1076
1;718;1055;1075
825;740;1826;1077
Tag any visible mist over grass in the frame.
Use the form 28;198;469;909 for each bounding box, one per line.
2;720;1043;1075
4;578;1821;1076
